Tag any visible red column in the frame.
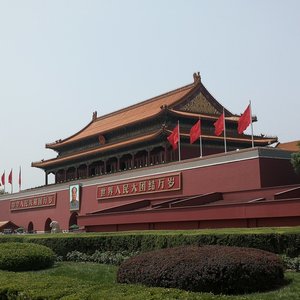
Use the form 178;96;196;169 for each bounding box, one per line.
45;172;48;186
164;144;168;163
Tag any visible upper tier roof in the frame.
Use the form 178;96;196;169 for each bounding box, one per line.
46;73;229;150
47;81;196;149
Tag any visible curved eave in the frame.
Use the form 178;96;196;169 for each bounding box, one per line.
168;108;257;123
32;129;164;169
46;119;94;150
168;108;239;122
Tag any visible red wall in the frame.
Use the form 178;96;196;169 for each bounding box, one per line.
0;152;299;232
182;158;261;195
79;198;300;231
97;158;262;210
259;157;300;187
0;186;102;232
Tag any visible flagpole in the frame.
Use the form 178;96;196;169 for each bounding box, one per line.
178;120;181;161
249;100;254;148
199;117;203;158
223;108;227;153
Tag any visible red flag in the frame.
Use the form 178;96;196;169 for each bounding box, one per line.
8;169;12;185
1;172;4;186
167;124;179;150
238;104;251;134
190;120;201;144
214;113;224;136
19;167;21;190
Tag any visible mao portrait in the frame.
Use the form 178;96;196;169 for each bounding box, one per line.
69;184;80;211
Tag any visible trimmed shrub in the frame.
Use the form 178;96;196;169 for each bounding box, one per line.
66;250;90;262
117;245;285;294
281;254;300;272
66;250;139;265
0;242;55;271
15;227;24;234
69;224;80;231
89;250;137;265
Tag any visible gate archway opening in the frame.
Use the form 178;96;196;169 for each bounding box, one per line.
44;218;52;233
69;212;78;230
28;221;34;233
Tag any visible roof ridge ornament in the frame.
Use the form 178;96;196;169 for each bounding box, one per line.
92;111;98;121
160;104;168;110
193;72;201;83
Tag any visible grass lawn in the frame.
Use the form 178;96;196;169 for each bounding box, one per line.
0;262;299;300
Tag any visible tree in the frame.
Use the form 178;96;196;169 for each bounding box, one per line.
291;142;300;174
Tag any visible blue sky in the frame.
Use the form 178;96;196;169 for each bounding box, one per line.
0;0;299;190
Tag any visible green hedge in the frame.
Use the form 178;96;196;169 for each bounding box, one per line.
1;228;300;258
29;233;300;257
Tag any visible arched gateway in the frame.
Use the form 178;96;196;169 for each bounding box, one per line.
44;218;52;233
27;221;34;233
69;212;78;229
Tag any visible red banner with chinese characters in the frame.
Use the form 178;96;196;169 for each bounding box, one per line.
10;193;57;211
97;172;181;200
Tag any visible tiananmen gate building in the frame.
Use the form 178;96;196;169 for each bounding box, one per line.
0;73;300;233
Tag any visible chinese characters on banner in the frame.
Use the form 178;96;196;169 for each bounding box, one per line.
10;194;56;211
97;173;181;200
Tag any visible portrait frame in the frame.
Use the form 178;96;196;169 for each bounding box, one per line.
69;184;80;211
